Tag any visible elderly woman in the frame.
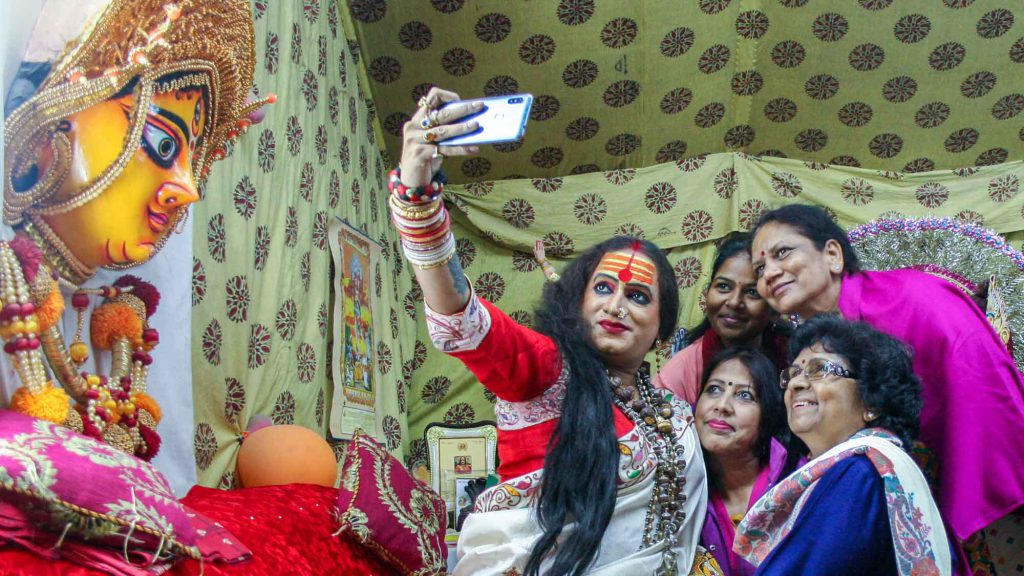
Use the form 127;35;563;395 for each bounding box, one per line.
694;348;798;575
656;234;782;405
748;205;1024;562
392;87;711;576
735;316;951;575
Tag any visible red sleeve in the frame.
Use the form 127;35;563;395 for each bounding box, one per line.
447;299;562;402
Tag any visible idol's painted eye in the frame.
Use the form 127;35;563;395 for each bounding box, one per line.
193;100;203;133
141;121;180;168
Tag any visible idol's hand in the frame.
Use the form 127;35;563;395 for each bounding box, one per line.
400;87;482;188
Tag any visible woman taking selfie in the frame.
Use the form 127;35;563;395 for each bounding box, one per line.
391;87;713;575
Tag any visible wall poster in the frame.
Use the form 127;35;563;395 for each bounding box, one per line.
329;219;380;439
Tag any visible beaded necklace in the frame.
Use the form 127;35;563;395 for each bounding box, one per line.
608;367;690;576
1;234;163;459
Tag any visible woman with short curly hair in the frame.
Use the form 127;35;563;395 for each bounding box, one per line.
734;316;951;575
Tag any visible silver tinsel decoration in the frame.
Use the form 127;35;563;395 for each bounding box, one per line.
850;218;1024;374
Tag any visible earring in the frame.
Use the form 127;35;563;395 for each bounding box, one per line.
865;410;877;422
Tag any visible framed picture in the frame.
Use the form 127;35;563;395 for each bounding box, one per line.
425;421;497;512
454;476;488;531
454;476;485;510
329;219;382;439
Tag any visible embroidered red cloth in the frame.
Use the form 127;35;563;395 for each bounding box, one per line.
0;410;199;560
0;484;393;575
337;430;448;575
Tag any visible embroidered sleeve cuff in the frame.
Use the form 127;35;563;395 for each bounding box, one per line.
425;292;492;353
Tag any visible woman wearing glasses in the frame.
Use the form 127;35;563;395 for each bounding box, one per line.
749;205;1024;569
735;316;951;575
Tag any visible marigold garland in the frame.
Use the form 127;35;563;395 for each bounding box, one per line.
90;302;144;349
11;382;69;424
133;391;162;423
34;281;64;331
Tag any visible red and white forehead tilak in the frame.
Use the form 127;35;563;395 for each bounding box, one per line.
595;242;656;287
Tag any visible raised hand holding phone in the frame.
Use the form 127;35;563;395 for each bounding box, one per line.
399;87;483;188
437;94;533;146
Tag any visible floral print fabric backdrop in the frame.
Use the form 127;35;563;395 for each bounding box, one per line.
346;0;1023;183
402;153;1024;474
190;0;413;488
183;4;1022;567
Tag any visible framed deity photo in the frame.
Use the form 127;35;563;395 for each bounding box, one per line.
425;421;497;513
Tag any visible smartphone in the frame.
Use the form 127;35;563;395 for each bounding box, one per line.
438;94;533;146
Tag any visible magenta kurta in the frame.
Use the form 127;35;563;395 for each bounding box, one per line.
837;268;1024;541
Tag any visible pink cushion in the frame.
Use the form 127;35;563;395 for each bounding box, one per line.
0;409;199;560
337;430;447;575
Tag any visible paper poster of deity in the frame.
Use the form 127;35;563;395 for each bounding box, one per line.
329;220;380;438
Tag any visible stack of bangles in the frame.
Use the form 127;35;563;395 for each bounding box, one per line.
388;167;456;269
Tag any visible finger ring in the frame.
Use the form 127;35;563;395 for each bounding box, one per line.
432;145;445;160
418;95;434;110
423;130;438;143
420;108;442;130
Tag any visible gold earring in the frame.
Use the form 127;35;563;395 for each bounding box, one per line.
865;410;877;422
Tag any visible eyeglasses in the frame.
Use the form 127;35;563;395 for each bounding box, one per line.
779;358;857;389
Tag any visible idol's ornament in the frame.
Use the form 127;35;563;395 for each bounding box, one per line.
2;0;271;459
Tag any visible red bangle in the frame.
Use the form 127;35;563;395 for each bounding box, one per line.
389;167;446;203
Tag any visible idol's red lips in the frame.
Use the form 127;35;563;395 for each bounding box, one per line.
148;208;169;232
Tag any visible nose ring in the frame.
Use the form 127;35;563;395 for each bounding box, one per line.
616;307;628;320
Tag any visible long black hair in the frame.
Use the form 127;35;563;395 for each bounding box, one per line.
751;204;862;274
525;236;679;576
788;315;921;451
687;232;756;343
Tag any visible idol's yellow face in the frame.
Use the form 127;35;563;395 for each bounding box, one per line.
41;86;208;268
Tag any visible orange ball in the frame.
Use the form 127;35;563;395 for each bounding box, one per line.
236;425;337;488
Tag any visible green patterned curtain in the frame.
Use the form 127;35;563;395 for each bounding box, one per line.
187;0;1024;489
345;0;1023;183
190;0;413;487
402;154;1024;470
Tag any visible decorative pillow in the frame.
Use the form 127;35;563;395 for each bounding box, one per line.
337;430;447;575
0;409;199;560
